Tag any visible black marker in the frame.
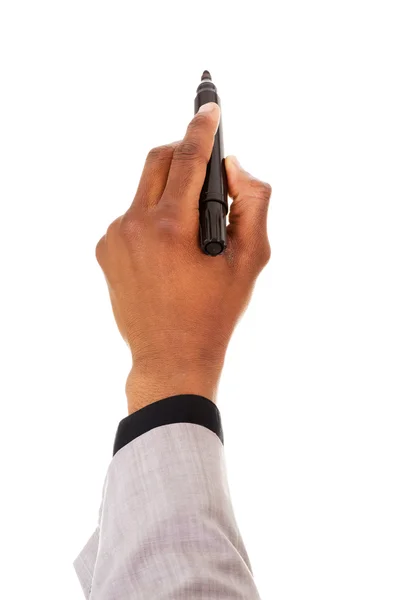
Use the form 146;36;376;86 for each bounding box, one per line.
194;71;228;256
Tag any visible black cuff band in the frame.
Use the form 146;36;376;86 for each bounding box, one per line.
113;394;224;456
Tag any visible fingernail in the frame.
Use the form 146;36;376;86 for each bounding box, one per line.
198;102;219;114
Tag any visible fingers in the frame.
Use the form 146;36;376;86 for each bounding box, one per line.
160;103;220;219
225;155;272;271
129;142;179;211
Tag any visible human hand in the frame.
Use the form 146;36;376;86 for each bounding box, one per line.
95;103;272;413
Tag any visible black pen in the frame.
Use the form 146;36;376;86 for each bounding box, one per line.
194;71;228;256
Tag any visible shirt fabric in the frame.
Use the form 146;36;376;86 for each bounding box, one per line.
73;394;261;599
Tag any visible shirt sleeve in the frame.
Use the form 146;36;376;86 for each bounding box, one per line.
73;394;261;599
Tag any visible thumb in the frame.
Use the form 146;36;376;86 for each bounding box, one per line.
225;155;272;270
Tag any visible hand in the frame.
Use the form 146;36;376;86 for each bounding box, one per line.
95;102;272;413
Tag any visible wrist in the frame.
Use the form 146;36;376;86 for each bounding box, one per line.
125;359;224;414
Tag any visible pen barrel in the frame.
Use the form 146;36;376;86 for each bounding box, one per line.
195;82;228;256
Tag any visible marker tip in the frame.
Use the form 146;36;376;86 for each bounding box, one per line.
201;70;212;81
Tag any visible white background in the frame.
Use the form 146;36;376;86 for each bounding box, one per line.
1;1;399;598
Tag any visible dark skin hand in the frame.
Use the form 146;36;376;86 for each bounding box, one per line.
95;102;272;414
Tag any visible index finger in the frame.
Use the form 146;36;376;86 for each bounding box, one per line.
160;102;220;217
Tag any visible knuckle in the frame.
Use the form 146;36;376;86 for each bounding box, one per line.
191;112;212;131
95;236;106;264
174;139;203;163
249;178;272;201
240;240;271;274
105;217;121;241
119;212;142;241
146;144;174;162
258;243;271;268
154;208;182;239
